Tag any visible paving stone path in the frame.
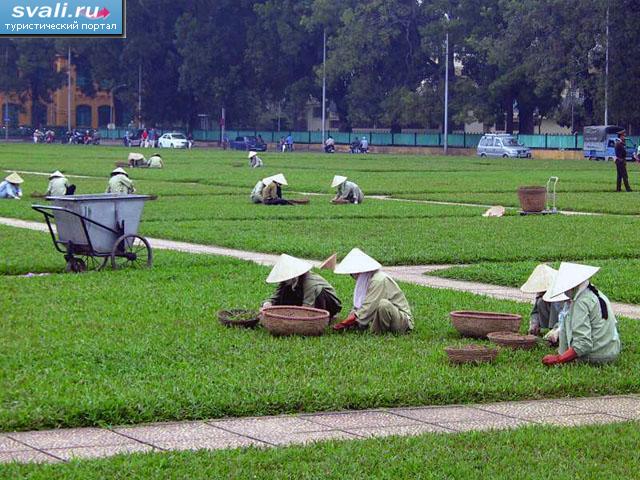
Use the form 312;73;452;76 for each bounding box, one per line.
2;216;640;319
1;395;638;464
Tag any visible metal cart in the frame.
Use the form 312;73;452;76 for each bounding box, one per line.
32;194;155;272
519;177;559;215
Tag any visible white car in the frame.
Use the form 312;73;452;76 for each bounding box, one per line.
158;132;189;149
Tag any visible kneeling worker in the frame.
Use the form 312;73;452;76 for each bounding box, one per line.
250;176;270;204
543;262;620;366
262;254;342;318
248;151;263;168
45;171;75;196
147;153;164;169
0;172;23;199
520;264;567;337
106;167;135;194
262;173;291;205
333;248;413;333
331;176;364;204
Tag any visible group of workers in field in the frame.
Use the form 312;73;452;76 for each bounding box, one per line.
250;174;364;205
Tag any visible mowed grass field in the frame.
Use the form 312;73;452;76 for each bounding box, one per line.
1;144;639;434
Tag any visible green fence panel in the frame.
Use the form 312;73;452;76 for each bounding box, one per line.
517;134;543;148
394;133;415;146
332;132;350;144
256;131;274;142
466;134;483;148
447;134;465;147
416;134;440;146
369;133;390;145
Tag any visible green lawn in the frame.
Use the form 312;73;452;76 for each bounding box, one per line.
2;422;639;479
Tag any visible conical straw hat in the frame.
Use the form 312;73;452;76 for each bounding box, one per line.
331;175;347;188
319;253;337;271
266;254;313;284
5;172;23;184
49;170;64;179
111;167;128;176
334;248;382;274
520;264;558;294
128;153;145;161
542;289;569;303
248;151;257;158
270;173;288;186
547;262;600;299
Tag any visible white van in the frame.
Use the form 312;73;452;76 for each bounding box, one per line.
477;134;532;158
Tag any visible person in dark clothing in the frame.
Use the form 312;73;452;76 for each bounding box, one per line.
615;130;632;192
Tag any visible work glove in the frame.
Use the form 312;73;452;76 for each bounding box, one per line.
333;312;358;331
543;328;560;345
542;347;577;366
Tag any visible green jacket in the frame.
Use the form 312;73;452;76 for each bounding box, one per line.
250;180;264;203
336;181;364;203
106;174;135;194
267;271;339;307
559;287;620;363
354;271;413;329
45;177;68;196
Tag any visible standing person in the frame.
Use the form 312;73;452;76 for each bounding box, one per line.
106;167;135;194
520;264;567;337
543;262;621;366
360;136;369;153
331;175;364;204
187;133;194;150
248;151;263;168
333;248;413;334
280;136;286;152
141;128;149;148
614;130;632;192
285;134;294;152
261;254;342;318
45;171;75;196
0;172;23;199
262;173;291;205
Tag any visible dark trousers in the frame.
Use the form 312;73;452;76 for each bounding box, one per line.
273;286;342;318
616;161;632;191
263;198;291;205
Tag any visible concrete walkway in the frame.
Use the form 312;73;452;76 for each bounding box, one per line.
1;395;638;464
3;216;640;320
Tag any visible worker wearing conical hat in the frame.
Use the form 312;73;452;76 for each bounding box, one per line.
520;264;567;337
262;173;291;205
250;176;272;204
248;151;263;168
262;254;342;318
128;152;146;168
45;171;74;196
147;154;164;169
0;172;23;199
333;248;413;333
331;175;364;204
542;262;620;366
106;167;135;194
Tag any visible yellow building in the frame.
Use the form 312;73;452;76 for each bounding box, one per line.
0;55;113;129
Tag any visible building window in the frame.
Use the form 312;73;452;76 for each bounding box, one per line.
76;105;92;127
98;105;111;127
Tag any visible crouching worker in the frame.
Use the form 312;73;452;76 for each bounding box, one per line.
147;153;164;169
45;171;75;196
262;173;291;205
128;152;146;168
333;248;413;334
0;172;23;199
331;175;364;204
248;151;263;168
262;254;342;318
106;167;135;194
542;262;620;366
520;264;567;337
250;176;269;204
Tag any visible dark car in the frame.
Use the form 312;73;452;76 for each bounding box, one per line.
123;129;144;147
229;136;267;151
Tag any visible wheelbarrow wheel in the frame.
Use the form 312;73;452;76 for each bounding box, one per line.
111;234;153;270
79;255;109;271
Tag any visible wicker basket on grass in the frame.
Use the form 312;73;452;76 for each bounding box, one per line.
487;331;538;350
445;345;499;364
218;309;260;328
517;186;546;212
260;305;329;336
450;311;522;338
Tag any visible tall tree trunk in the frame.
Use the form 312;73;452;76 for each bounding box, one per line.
505;97;514;133
517;102;535;134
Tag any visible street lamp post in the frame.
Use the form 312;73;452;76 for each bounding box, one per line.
322;27;327;142
443;13;450;155
604;2;609;125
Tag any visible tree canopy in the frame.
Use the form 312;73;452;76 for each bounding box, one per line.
0;0;638;133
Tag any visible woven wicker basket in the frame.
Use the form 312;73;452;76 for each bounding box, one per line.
450;311;522;338
218;309;260;328
517;186;546;212
260;305;329;336
445;345;499;364
487;331;538;350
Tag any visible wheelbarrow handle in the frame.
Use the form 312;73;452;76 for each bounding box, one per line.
31;204;121;236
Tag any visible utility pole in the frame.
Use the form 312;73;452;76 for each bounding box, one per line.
321;28;327;142
604;2;609;125
4;48;8;141
443;13;450;155
138;64;143;128
67;47;72;132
